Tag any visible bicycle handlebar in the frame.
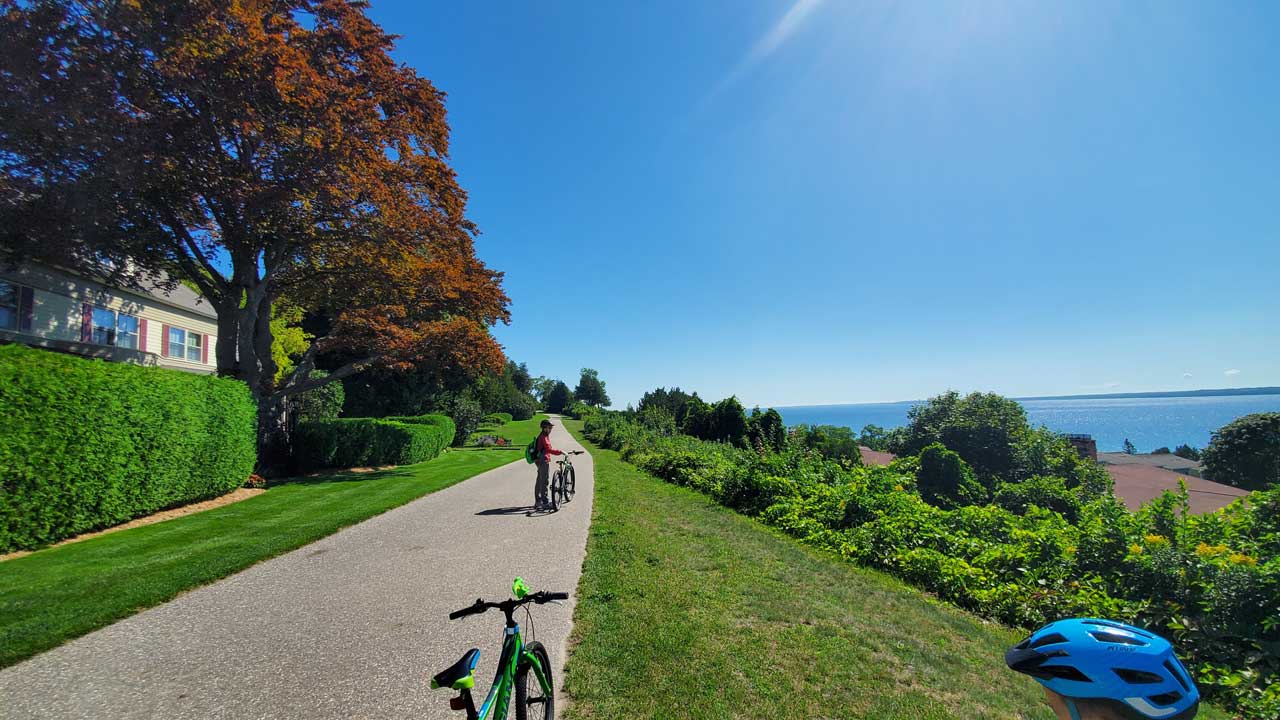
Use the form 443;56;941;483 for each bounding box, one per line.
447;591;570;620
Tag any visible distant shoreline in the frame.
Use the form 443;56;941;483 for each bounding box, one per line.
776;386;1280;410
1014;387;1280;402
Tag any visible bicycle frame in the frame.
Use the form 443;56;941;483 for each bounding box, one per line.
455;622;552;720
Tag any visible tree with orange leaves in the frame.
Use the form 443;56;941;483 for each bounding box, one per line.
0;1;509;454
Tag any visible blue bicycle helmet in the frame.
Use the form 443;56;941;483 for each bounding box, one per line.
1006;618;1199;720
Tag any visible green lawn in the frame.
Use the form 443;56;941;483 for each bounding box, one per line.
558;420;1230;720
0;448;520;668
467;413;548;448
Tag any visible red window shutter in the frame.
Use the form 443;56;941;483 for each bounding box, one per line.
161;324;169;357
138;318;148;352
81;304;92;343
201;334;208;364
18;287;34;332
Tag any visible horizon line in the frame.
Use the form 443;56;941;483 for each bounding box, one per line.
767;385;1280;410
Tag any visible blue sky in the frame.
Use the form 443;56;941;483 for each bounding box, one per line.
369;1;1280;408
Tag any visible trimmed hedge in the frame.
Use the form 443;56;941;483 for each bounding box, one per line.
293;414;454;472
0;344;257;552
484;412;513;425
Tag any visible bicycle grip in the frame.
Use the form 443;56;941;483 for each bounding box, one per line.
448;600;484;620
546;592;569;600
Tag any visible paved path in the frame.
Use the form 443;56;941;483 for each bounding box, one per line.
0;421;592;719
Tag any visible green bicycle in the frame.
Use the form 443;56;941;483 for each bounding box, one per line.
549;451;584;510
431;578;568;719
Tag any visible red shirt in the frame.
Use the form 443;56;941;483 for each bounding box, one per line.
536;433;563;464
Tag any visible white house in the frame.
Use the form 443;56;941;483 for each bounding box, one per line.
0;262;219;374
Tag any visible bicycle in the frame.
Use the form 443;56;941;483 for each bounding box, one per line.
549;451;584;509
431;577;568;720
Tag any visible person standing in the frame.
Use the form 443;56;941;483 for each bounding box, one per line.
534;419;564;510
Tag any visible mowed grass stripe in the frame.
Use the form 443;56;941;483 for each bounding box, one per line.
559;420;1230;720
0;448;520;668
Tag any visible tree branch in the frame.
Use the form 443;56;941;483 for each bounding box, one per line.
156;202;229;298
272;353;383;401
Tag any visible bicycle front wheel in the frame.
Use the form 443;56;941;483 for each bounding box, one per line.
563;466;576;502
547;471;561;511
515;641;554;720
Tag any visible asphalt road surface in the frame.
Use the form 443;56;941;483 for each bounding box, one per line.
0;421;592;719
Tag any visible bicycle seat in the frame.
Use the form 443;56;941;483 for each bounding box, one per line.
431;648;480;690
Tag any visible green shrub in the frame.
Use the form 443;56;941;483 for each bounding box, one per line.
1201;413;1280;490
484;412;513;425
294;369;345;422
293;413;453;472
0;344;257;551
917;443;984;506
994;475;1082;522
792;424;862;463
566;400;598;420
447;396;484;447
384;413;455;459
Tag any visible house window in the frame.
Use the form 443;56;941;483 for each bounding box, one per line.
0;281;17;331
167;326;203;362
117;314;139;349
90;306;140;349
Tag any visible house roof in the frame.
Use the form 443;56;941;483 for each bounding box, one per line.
1097;452;1202;472
127;273;218;320
1105;464;1247;514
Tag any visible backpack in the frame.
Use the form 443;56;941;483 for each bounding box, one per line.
524;437;539;464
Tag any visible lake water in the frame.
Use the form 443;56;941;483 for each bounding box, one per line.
776;394;1280;453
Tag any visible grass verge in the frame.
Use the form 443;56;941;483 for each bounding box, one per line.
0;448;519;668
559;420;1230;720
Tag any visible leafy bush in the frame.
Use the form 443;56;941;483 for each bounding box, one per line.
791;424;862;463
0;345;256;551
857;423;892;451
447;396;484;447
567;400;598;420
294;369;345;423
293;413;453;471
746;408;787;453
917;443;985;506
890;391;1029;480
994;475;1082;522
484;412;513;425
635;404;676;434
584;410;1279;718
1201;413;1280;490
1174;443;1201;461
383;413;456;458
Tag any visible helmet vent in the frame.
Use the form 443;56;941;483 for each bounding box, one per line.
1089;631;1147;646
1041;665;1092;683
1029;632;1069;649
1149;691;1183;706
1163;660;1191;693
1082;620;1153;638
1114;668;1164;684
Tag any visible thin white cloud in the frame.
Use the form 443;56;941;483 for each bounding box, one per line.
1182;372;1193;378
1104;382;1121;389
1224;369;1241;377
702;0;827;105
750;0;826;64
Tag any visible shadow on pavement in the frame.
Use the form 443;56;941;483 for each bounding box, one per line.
475;505;539;516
